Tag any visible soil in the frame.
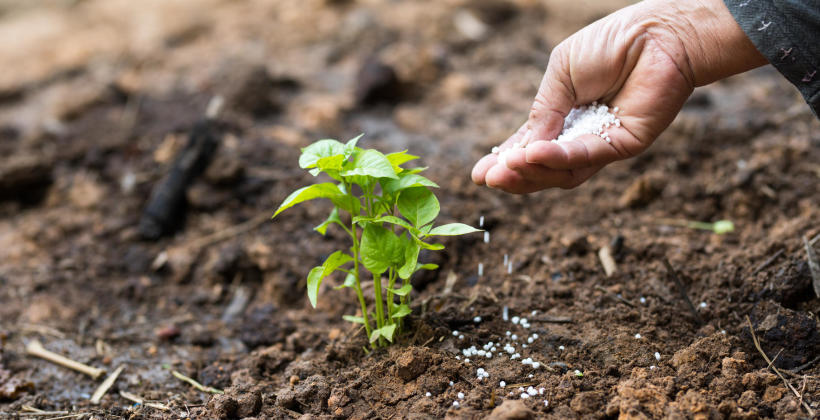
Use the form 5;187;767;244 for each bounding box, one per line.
1;0;819;419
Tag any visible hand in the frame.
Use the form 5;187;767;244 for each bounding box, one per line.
471;0;766;194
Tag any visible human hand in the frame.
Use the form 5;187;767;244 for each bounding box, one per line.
471;0;766;193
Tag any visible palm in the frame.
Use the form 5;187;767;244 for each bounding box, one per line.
472;8;695;193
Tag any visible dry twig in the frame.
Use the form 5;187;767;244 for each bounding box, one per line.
119;390;171;411
26;340;105;379
171;370;224;394
803;236;820;298
745;316;814;417
91;365;124;404
662;258;703;325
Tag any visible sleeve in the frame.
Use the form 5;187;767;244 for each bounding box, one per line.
723;0;820;118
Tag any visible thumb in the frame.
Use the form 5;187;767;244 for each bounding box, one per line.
527;43;576;142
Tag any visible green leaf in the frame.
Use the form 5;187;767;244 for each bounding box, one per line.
314;208;342;235
353;215;416;234
397;187;439;228
416;239;444;251
385;150;419;173
405;167;427;174
392;304;412;319
360;224;405;275
382;173;439;195
299;139;345;169
333;272;357;290
398;241;420;280
344;134;363;158
417;263;439;271
369;324;397;343
316;155;346;172
342;315;366;324
307;251;353;307
341;149;399;179
391;283;412;296
306;266;323;308
273;183;343;218
428;223;482;236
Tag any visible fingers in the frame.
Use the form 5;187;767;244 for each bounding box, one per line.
485;158;604;193
523;133;629;170
526;43;576;141
471;123;528;185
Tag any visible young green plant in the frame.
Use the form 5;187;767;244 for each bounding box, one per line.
272;135;481;347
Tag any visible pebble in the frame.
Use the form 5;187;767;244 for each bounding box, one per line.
426;392;432;397
458;392;465;399
499;381;506;388
654;352;661;361
453;401;460;407
635;333;642;339
474;316;482;323
453;330;459;336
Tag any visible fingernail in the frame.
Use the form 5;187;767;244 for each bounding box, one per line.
522;129;533;146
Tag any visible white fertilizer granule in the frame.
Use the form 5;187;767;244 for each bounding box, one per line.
493;103;621;162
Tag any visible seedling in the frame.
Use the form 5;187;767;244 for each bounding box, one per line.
273;135;480;347
659;218;735;234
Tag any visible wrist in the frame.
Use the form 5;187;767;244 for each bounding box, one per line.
655;0;767;86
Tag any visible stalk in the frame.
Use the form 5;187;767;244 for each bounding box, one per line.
386;268;396;325
372;272;386;346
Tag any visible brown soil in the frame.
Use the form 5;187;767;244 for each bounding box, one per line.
1;0;819;419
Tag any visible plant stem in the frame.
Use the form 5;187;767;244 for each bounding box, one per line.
386;268;396;324
349;223;373;344
372;272;386;346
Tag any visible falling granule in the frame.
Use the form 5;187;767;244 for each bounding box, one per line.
520;393;530;399
503;254;509;266
479;216;484;227
426;392;432;397
499;381;506;388
484;231;490;243
634;333;642;339
654;352;661;361
452;401;459;407
473;316;482;323
507;261;513;274
449;381;454;386
502;306;509;321
478;263;484;277
544;400;549;407
457;392;465;399
492;103;622;157
639;297;647;304
558;345;565;351
453;330;459;336
699;302;707;308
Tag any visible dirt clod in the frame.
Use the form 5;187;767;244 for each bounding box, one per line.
394;347;430;382
749;301;820;369
485;399;534;420
207;394;238;419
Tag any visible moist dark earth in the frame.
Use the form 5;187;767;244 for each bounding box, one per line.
1;0;819;419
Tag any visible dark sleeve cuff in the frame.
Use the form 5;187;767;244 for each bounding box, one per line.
723;0;820;118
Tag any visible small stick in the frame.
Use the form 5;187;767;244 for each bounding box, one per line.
90;365;124;404
26;340;105;380
598;246;617;277
746;316;814;417
533;316;573;324
787;355;820;375
119;390;171;411
171;370;224;394
803;236;820;298
594;286;635;308
752;249;784;275
662;258;703;325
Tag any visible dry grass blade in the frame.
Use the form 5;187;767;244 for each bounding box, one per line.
119;390;171;411
662;258;702;325
25;340;106;380
803;236;820;298
745;316;815;417
90;365;124;404
171;370;224;394
598;245;616;277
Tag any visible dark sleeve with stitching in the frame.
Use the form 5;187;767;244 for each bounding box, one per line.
723;0;820;117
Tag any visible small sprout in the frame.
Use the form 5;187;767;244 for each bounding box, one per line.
272;136;480;348
574;370;583;377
